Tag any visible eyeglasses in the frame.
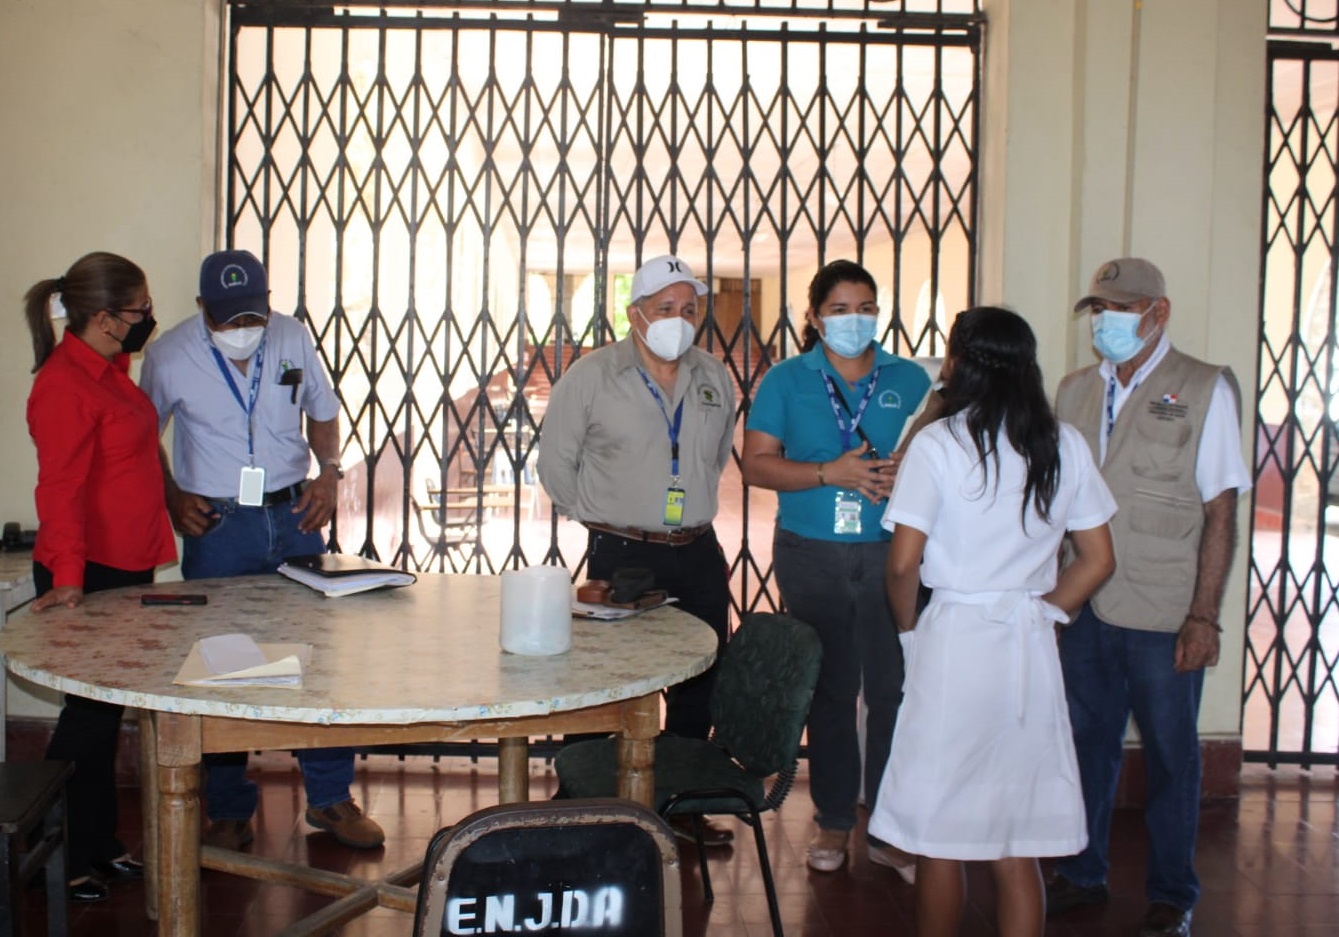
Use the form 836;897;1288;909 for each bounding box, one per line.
110;301;154;322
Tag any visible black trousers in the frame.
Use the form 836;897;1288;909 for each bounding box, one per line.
586;527;730;740
34;560;154;879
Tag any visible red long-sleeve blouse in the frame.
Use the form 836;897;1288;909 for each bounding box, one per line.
27;331;176;588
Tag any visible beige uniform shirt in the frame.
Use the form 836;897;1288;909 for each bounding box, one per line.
537;337;736;530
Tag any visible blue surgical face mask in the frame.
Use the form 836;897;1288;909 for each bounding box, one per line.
820;313;878;358
1091;309;1151;364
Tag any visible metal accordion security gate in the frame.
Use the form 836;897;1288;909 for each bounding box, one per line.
1250;1;1339;767
223;0;981;620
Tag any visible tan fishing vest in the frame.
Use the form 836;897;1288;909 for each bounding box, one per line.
1055;347;1238;632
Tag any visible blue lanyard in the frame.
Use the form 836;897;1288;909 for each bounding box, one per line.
637;369;685;480
1104;372;1143;440
821;368;881;451
210;337;266;464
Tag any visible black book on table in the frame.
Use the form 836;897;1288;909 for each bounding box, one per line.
282;553;413;579
277;554;416;597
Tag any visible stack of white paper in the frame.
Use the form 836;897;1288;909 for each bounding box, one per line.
174;633;309;688
277;561;416;598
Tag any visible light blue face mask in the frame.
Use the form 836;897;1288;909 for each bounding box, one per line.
821;313;878;358
1090;309;1151;364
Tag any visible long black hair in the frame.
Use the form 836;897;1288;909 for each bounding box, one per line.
800;259;878;352
939;306;1060;524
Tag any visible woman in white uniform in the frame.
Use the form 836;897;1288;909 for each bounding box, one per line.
871;306;1117;936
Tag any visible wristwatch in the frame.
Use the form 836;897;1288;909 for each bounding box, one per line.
319;460;345;480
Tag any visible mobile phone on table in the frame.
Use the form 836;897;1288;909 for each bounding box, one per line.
141;594;208;606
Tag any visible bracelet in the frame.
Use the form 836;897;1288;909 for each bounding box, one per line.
816;462;826;486
1186;614;1222;632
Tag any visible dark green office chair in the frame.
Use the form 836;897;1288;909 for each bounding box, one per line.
554;612;822;937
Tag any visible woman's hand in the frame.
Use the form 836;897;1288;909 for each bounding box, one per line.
822;442;900;502
31;585;84;612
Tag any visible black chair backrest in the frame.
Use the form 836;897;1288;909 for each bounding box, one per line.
709;612;822;779
413;798;683;937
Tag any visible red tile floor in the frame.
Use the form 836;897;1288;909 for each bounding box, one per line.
14;753;1337;935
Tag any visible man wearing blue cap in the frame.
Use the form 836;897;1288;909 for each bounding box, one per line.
140;249;384;851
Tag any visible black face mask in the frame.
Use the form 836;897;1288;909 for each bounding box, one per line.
118;315;157;354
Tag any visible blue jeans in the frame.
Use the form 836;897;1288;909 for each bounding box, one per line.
1056;604;1204;910
771;529;903;835
183;499;356;820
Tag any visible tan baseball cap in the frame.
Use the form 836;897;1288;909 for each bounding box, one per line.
1073;257;1166;312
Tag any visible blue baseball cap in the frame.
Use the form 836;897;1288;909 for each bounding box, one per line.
199;249;269;325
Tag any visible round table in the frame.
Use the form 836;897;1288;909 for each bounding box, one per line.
1;572;716;937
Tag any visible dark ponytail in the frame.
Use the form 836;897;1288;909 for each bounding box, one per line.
23;252;146;371
939;306;1060;524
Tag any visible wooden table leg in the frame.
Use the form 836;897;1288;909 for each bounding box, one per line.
617;693;661;807
138;710;160;921
497;736;530;803
156;712;202;937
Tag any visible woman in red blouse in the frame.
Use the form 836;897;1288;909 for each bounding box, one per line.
23;252;176;902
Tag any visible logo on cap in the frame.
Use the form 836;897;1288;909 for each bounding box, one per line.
220;264;249;290
1096;262;1121;284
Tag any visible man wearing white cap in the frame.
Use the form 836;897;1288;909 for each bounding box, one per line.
1048;258;1251;937
537;254;736;845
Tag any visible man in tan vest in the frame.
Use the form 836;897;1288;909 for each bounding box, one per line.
1047;259;1251;937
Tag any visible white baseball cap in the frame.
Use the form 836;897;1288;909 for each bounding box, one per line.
630;254;709;303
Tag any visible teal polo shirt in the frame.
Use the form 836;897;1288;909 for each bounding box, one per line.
747;345;931;542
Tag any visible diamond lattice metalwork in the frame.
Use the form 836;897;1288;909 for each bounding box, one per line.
225;0;981;621
1249;37;1339;766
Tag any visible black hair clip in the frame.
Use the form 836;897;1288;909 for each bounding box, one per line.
278;367;304;404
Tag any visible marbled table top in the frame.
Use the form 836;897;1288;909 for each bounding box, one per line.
0;573;717;725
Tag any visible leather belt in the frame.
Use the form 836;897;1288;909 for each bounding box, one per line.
584;522;712;547
263;483;306;506
209;483;305;508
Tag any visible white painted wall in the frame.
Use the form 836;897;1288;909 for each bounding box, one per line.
1;1;1267;740
980;0;1266;739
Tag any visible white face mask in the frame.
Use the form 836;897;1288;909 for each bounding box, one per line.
636;309;696;361
211;325;265;360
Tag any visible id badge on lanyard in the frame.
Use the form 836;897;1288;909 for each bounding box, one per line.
639;370;687;527
821;370;880;536
833;492;862;535
211;338;268;506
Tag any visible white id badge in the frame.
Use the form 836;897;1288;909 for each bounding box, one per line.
238;466;266;506
833;491;862;536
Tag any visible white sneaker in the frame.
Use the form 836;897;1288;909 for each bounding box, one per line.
806;828;850;872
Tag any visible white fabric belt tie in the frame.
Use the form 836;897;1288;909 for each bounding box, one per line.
928;589;1069;723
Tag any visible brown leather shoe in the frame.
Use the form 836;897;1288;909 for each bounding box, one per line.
668;815;734;848
305;799;385;849
202;819;255;851
1138;902;1192;937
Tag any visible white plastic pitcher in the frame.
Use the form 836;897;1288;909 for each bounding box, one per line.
499;565;572;655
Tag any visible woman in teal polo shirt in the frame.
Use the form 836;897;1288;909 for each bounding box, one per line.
742;260;930;878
